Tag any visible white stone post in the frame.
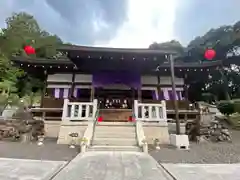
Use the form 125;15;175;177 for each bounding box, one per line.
62;99;69;122
161;100;167;121
134;100;138;121
92;99;98;120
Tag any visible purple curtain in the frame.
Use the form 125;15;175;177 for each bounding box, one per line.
160;88;184;100
77;89;80;98
54;88;64;98
177;91;183;100
92;71;141;89
168;90;174;100
159;90;164;100
168;90;182;100
152;90;157;100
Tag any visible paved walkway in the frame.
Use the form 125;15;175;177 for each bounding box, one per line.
52;152;173;180
162;163;240;180
0;152;240;179
0;158;66;180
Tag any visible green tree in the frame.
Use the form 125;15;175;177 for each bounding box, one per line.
0;12;63;103
186;22;240;100
149;40;185;55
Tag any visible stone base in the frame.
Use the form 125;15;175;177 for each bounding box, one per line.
142;122;170;144
57;121;88;144
169;134;189;150
44;121;61;138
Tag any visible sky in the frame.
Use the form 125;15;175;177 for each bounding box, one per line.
0;0;240;48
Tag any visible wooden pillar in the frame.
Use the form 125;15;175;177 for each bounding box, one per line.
169;55;180;135
137;88;142;102
131;88;135;99
157;74;161;100
69;72;76;98
183;73;189;100
90;85;95;101
219;65;231;101
40;70;47;108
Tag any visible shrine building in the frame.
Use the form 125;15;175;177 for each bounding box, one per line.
11;45;222;149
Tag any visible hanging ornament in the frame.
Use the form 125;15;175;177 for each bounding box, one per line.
204;49;216;60
24;45;35;55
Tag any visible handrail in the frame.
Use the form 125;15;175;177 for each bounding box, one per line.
91;109;99;144
133;109;148;153
80;109;99;153
136;121;148;153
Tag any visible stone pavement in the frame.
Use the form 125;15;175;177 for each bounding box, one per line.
162;163;240;180
0;158;66;180
1;152;240;179
52;151;173;180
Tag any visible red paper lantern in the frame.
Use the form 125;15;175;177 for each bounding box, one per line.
204;49;216;60
97;116;103;122
24;45;35;55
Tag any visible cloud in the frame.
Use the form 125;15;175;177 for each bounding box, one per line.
1;0;240;47
0;0;128;45
102;0;178;48
174;0;240;45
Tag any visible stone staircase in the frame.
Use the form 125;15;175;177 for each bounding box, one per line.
88;122;141;152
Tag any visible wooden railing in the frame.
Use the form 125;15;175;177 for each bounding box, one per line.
134;100;167;121
62;99;98;121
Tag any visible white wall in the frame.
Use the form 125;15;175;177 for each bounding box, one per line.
47;84;71;88
141;75;158;85
75;74;92;83
160;77;184;85
141;75;184;85
47;74;184;87
47;73;72;82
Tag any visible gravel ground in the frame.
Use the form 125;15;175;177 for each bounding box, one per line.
150;130;240;164
1;131;240;164
0;138;79;161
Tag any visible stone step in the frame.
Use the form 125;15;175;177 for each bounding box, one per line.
95;130;136;135
92;138;137;146
96;122;135;126
88;145;141;152
94;132;136;138
95;126;135;131
94;130;136;135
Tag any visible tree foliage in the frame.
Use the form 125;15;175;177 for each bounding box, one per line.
0;12;64;104
149;21;240;101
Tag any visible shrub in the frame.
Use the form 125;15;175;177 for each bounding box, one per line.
233;101;240;113
217;101;235;116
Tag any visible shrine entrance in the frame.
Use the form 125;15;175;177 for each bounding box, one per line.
95;84;137;122
95;85;138;109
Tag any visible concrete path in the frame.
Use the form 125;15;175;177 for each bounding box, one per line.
0;158;66;180
52;151;173;180
1;152;240;180
162;163;240;180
